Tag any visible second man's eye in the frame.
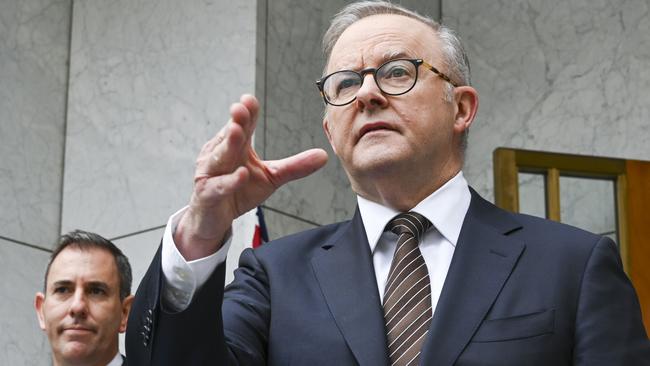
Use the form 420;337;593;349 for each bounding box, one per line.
54;286;71;294
89;287;107;296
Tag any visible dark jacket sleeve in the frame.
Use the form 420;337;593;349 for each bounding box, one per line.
125;243;270;366
573;236;650;365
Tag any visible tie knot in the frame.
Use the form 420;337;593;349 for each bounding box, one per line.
386;212;432;239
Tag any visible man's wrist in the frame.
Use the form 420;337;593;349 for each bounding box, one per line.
174;207;232;260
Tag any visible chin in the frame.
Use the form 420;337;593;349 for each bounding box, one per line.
349;156;405;180
61;343;94;361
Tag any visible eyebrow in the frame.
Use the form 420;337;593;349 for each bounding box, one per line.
50;280;111;291
380;50;412;63
51;280;73;289
86;281;110;289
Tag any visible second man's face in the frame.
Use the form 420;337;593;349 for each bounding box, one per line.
35;247;132;365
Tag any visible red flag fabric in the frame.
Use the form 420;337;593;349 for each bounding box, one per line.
252;206;269;248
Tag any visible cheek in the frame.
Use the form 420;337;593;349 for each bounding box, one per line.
43;311;63;343
44;302;68;325
95;304;125;329
326;120;349;152
331;125;346;145
400;100;451;130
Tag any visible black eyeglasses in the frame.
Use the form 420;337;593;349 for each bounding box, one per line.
315;58;458;106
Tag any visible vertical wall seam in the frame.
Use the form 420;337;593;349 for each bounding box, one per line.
262;0;269;160
57;0;75;238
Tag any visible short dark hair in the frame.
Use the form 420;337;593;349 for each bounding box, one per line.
43;230;132;301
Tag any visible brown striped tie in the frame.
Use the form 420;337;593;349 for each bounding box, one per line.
383;212;432;366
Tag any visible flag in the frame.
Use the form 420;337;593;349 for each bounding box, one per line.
252;206;269;248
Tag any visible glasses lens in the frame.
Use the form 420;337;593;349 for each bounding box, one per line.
323;71;362;105
376;59;417;95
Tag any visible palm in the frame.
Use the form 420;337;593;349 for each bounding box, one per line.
229;148;294;218
177;94;327;259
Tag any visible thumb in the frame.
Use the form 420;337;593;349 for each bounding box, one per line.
265;148;328;187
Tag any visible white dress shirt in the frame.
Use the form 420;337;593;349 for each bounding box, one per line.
107;352;123;366
160;206;232;310
161;172;471;314
359;172;470;315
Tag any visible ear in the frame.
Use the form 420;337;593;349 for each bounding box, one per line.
34;292;47;331
118;295;135;333
452;86;479;134
322;117;337;155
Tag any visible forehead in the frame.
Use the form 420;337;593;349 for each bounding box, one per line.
47;247;119;287
328;14;440;72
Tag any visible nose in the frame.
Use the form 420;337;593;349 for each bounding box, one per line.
68;290;88;318
354;73;388;112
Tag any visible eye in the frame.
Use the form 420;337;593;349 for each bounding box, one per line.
88;286;107;296
336;76;360;93
384;65;411;78
86;284;108;297
53;286;71;294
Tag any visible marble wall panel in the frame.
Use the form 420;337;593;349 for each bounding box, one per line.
443;0;650;201
61;0;258;238
262;0;441;226
261;0;354;226
0;241;52;365
0;0;71;247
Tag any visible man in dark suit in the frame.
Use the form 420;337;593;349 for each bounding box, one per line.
35;230;132;366
126;1;649;365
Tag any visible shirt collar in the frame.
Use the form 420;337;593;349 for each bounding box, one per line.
357;171;471;253
106;352;123;366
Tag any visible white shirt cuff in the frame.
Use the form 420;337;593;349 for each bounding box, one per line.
161;206;232;311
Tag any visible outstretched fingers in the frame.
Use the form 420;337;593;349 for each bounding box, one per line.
197;96;260;179
231;94;259;142
196;124;244;178
264;148;329;188
178;95;265;258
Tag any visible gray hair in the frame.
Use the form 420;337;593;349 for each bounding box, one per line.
43;230;132;301
322;1;471;152
322;1;471;92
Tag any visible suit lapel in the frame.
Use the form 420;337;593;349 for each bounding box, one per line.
420;191;525;366
311;209;390;366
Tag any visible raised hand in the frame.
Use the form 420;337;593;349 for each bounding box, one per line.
174;94;328;260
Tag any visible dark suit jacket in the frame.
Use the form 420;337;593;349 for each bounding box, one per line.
126;190;650;365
